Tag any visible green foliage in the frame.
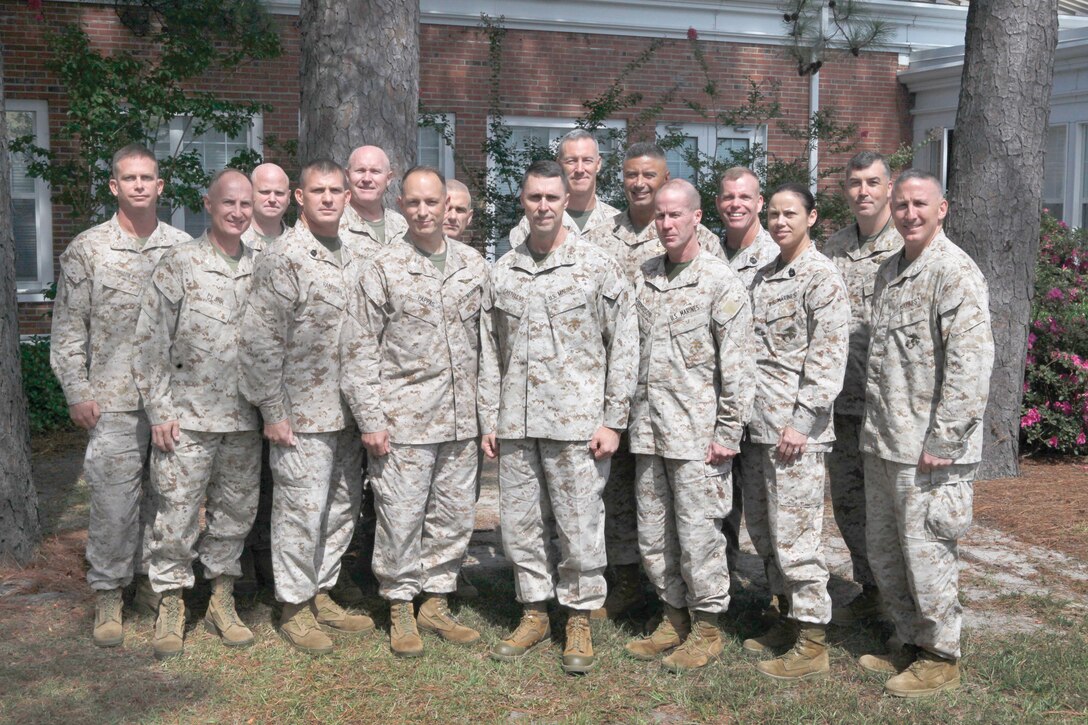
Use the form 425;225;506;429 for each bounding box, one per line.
9;1;281;226
20;337;70;434
1020;213;1088;455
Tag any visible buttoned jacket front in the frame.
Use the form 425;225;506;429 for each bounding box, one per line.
342;237;488;444
478;236;638;441
628;252;754;460
239;223;357;433
823;220;903;416
132;234;258;432
860;232;993;464
748;245;850;447
51;215;190;411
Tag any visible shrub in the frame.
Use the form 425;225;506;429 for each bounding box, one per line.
21;336;71;434
1021;213;1088;455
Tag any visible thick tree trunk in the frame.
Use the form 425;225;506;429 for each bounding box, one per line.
298;0;419;199
945;0;1058;480
0;52;41;565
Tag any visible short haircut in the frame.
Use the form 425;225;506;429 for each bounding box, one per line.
624;142;666;162
522;159;569;193
206;168;250;197
846;151;891;179
893;168;944;197
557;129;599;159
111;144;158;178
718;166;760;193
446;178;471;200
298;158;348;188
658;178;701;210
769;182;816;215
402;165;446;195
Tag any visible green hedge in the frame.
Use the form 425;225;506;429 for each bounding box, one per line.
21;336;71;434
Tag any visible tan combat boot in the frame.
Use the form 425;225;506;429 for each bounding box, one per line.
562;610;595;675
662;610;722;672
417;593;480;644
884;650;961;698
625;604;690;660
491;603;551;661
756;623;829;681
591;564;643;620
204;575;255;648
389;600;424;657
314;591;375;633
831;585;882;625
743;600;796;655
93;588;124;647
152;589;186;661
132;575;161;617
280;598;334;655
859;643;918;675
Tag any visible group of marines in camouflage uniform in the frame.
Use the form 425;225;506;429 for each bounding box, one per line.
51;130;993;699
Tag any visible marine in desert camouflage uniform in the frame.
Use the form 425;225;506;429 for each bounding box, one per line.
239;159;374;656
50;144;189;647
743;184;849;683
481;160;638;675
342;167;489;657
340;145;407;257
857;169;993;698
582;143;726;620
822;151;903;624
623;180;754;673
133;169;261;659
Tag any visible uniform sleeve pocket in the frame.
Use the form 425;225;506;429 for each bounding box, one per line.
924;473;973;541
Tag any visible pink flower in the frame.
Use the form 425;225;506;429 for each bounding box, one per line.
1047;436;1059;448
1047;288;1065;302
1026;353;1036;367
1055;401;1073;415
1021;408;1042;428
687;27;699;40
1077;433;1087;446
1028;332;1037;350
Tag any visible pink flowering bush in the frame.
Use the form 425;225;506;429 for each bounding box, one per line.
1021;213;1088;454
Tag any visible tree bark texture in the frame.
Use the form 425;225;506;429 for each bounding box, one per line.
945;0;1058;480
298;0;420;200
0;51;41;565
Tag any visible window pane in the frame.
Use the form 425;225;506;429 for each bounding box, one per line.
665;136;698;183
6;110;36;198
418;125;441;168
13;198;38;281
715;137;750;164
1043;126;1066;216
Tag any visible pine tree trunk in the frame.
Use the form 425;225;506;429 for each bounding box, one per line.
945;0;1059;480
0;51;41;565
298;0;420;199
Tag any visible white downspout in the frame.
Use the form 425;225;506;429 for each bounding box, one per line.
809;3;827;194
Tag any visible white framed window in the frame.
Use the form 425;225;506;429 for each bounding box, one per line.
155;116;263;238
6;100;54;300
655;122;766;184
418;113;455;178
489;117;626;195
1043;125;1067;223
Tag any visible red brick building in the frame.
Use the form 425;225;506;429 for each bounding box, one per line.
8;0;1080;334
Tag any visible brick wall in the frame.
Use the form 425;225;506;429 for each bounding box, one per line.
2;1;910;334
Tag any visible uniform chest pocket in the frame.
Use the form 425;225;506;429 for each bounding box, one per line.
98;271;143;298
761;300;803;350
889;307;929;353
635;298;655;335
402;297;440;327
458;287;482;322
308;280;346;312
185;300;233;352
670;312;713;368
547;288;594;350
495;290;527;320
